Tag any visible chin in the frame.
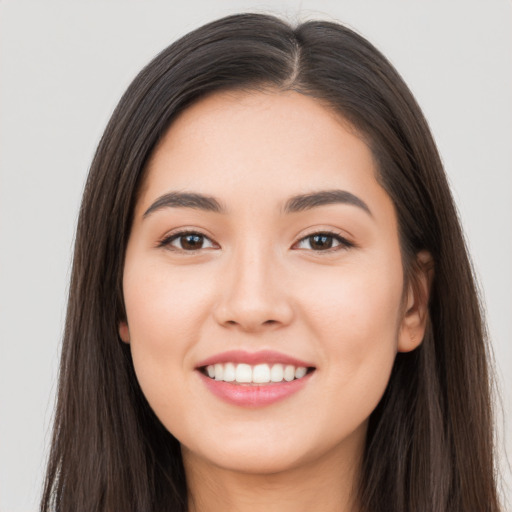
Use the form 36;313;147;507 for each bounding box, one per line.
185;441;310;476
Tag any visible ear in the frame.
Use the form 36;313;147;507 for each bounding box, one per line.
397;250;434;353
118;321;130;343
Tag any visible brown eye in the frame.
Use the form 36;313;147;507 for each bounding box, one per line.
162;231;216;251
309;234;335;250
295;232;353;252
179;234;205;250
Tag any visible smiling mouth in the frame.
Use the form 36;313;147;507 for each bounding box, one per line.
199;362;316;385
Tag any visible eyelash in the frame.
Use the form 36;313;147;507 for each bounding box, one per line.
157;229;354;254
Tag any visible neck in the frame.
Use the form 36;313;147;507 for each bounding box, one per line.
183;435;363;512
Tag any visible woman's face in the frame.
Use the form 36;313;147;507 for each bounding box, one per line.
120;90;425;476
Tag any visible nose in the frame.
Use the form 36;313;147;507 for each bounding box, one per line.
212;241;294;333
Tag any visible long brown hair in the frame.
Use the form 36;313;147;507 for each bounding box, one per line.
41;13;501;512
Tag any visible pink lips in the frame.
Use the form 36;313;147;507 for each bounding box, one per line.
195;350;315;408
195;349;314;368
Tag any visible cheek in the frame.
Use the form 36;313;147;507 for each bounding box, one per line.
303;254;403;337
300;255;403;404
122;262;213;411
124;261;210;346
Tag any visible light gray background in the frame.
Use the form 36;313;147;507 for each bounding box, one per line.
1;1;511;511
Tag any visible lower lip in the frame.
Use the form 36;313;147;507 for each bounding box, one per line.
198;371;313;407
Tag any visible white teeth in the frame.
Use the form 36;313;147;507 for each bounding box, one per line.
295;366;307;379
253;364;271;383
223;362;236;382
214;363;223;381
235;363;252;383
205;362;310;384
284;365;295;382
270;364;284;382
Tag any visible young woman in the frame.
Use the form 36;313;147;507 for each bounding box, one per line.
41;13;501;512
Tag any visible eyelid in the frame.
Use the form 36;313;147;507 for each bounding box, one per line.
157;229;218;251
293;229;354;253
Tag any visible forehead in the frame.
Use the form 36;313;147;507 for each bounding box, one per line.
138;89;389;218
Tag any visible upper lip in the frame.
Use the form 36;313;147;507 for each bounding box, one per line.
195;350;315;369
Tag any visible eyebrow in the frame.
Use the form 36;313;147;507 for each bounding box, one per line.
143;189;372;218
282;189;372;216
144;192;223;217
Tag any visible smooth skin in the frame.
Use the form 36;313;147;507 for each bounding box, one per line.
119;90;431;512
